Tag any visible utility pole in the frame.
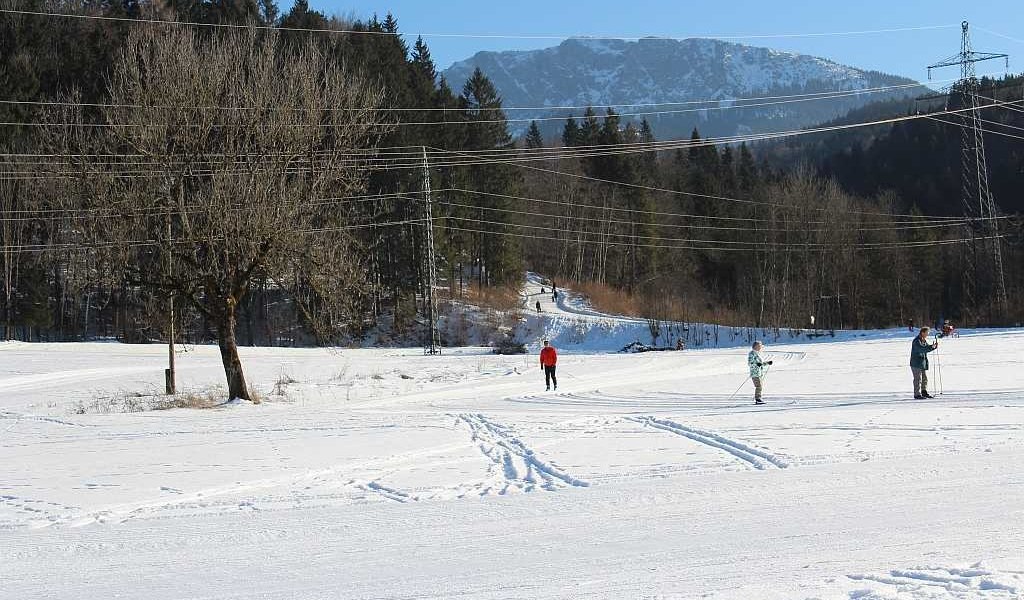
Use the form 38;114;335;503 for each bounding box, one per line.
422;147;441;355
165;186;178;395
927;21;1009;325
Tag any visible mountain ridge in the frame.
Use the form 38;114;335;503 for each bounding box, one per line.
441;37;928;139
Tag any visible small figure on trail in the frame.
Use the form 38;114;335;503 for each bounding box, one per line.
910;327;938;399
540;287;545;294
907;318;914;332
536;300;542;312
552;290;558;302
941;319;956;338
676;338;685;350
748;341;773;405
540;339;558;391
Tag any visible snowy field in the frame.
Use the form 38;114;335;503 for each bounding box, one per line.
2;283;1024;599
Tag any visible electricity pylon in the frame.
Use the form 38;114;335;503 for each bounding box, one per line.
928;21;1009;324
421;147;441;355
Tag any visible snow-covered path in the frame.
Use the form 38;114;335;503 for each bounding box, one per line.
2;324;1024;598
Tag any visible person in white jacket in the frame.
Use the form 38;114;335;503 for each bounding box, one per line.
748;341;773;405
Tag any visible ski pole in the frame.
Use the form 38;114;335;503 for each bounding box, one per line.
727;374;751;401
934;335;943;395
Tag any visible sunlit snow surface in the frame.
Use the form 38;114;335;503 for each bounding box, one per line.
2;278;1022;599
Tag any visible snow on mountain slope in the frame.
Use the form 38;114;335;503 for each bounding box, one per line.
2;276;1022;600
442;37;927;138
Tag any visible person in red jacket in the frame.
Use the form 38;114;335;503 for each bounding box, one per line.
540;339;558;391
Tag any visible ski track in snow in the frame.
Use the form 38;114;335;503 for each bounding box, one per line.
0;366;154;393
0;410;90;428
629;415;790;470
30;440;477;528
454;413;590;494
0;494;80;529
4;280;1024;598
846;564;1022;598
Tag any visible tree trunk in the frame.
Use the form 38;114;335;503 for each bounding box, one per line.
4;305;11;341
216;300;250;401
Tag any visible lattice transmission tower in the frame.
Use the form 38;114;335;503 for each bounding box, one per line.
927;21;1009;324
421;147;441;355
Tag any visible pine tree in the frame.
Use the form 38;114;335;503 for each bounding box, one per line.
687;128;719;203
579;107;600;147
524;121;544;149
410;37;436;87
637;118;657;183
737;143;758;194
258;0;279;25
460;68;522;286
408;36;439;143
562;116;579;147
280;0;326;30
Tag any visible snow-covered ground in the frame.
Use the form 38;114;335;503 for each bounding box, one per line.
2;278;1023;599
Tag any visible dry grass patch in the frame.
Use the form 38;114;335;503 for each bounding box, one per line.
458;284;522;312
74;386;261;414
574;281;644;317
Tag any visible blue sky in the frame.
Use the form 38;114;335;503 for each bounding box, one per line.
304;0;1024;83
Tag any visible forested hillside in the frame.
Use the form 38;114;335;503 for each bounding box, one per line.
2;0;1022;361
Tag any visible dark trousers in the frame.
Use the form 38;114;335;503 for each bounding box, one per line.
544;365;557;388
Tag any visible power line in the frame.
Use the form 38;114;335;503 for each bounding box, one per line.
0;9;957;42
11;95;1019;179
974;26;1024;47
0;87;942;129
435;193;978;232
5;104;1021;220
439;221;1002;253
0;217;429;252
923;114;1024;141
4;92;1020;165
443;188;968;225
0;192;413;221
0;82;937;123
0;80;940;113
1;186;974;232
442;212;987;248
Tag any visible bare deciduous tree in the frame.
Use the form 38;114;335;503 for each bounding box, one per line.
0;167;24;340
55;24;385;400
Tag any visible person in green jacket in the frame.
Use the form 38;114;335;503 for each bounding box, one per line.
748;341;773;405
910;326;939;399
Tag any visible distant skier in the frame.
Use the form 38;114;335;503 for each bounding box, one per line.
552;290;558;302
540;339;558;391
910;326;939;399
941;319;956;338
748;341;773;405
536;300;542;312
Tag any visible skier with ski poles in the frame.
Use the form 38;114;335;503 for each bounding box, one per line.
910;326;939;399
748;341;773;405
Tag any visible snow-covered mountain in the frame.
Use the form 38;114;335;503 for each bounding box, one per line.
442;38;928;139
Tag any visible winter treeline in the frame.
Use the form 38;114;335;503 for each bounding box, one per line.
2;0;1023;376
